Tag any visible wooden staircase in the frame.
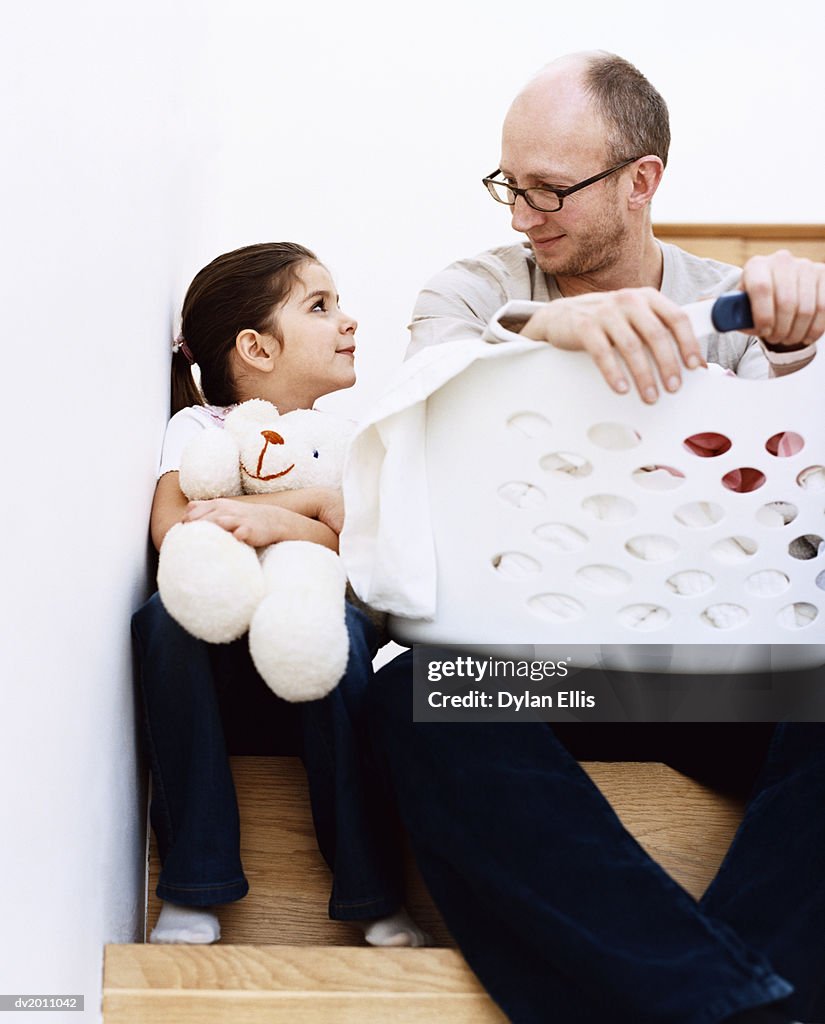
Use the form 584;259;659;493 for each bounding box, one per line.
103;756;745;1023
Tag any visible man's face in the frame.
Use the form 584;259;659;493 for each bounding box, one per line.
499;75;631;280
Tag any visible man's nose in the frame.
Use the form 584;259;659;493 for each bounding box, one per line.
510;193;547;233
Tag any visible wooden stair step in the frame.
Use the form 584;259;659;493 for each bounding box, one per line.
147;757;745;945
581;761;745;897
103;944;508;1023
116;756;746;1023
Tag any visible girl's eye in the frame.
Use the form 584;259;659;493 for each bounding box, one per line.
311;299;326;313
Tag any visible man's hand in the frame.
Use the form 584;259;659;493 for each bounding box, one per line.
518;287;705;404
739;250;825;349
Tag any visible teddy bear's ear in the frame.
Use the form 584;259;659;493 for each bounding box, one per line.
225;399;280;441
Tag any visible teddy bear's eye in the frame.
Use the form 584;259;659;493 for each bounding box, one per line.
312;450;319;458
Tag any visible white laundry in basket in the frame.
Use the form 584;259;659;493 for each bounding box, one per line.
341;336;825;673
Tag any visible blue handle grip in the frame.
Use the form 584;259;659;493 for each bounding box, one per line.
711;292;754;333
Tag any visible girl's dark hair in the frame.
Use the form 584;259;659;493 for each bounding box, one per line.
171;241;317;415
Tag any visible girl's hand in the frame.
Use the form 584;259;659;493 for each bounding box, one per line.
221;486;345;533
314;488;345;535
183;499;293;546
183;498;339;551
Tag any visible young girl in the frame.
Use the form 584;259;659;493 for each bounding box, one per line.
132;242;428;947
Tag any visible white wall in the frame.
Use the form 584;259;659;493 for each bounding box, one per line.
0;2;206;1021
195;0;825;421
0;1;821;1020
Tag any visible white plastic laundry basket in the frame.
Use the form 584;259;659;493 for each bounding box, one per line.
389;344;825;672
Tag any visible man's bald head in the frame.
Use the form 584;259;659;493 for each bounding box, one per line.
507;51;670;168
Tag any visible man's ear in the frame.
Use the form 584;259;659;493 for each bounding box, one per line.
235;328;276;371
626;156;664;211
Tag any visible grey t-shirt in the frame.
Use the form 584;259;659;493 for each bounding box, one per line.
409;241;767;379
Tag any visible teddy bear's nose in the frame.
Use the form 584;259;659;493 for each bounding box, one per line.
261;430;284;445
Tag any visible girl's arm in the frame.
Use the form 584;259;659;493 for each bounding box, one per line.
150;473;190;552
182;499;339;551
149;472;342;552
226;488;344;534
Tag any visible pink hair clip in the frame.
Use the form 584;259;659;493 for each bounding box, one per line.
172;332;195;365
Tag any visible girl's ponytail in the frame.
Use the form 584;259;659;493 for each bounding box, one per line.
170;343;204;416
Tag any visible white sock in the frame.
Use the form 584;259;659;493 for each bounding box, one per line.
360;907;432;947
149;902;221;944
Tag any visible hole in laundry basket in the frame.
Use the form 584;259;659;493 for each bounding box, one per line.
745;570;791;597
682;432;732;457
581;494;637;522
701;604;750;630
788;535;824;560
796;465;825;491
618;604;671;630
528;593;586;622
777;603;818;629
533;523;589;552
498;481;547;509
721;467;766;493
666;571;715;596
540;451;593;478
575;564;632;594
816;571;825;591
506;411;553;439
631;465;686;491
710;536;758;563
673;502;725;528
491;552;542;579
765;431;804;457
624;535;679;562
756;501;799;527
587;422;642;450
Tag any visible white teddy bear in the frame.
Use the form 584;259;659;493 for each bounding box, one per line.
157;399;355;702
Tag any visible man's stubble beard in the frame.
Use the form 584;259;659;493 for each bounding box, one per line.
534;194;628;281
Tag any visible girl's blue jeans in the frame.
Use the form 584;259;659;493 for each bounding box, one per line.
131;592;403;921
368;650;825;1024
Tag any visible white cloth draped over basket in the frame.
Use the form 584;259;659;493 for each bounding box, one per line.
340;335;825;672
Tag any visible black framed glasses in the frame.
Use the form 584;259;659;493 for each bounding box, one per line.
482;156;640;213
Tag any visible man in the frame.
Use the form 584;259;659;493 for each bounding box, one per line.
368;53;825;1024
409;52;822;391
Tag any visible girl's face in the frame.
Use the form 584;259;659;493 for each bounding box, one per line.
269;261;358;408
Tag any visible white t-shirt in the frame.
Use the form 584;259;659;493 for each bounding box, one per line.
157;404;236;478
408;240;768;379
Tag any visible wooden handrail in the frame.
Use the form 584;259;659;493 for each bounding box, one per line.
655;223;825;239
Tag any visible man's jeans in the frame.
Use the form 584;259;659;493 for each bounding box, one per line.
369;650;825;1024
132;592;403;921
